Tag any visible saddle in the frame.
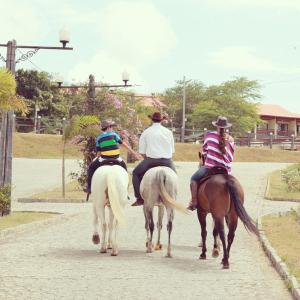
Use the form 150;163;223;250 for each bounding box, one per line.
99;158;127;171
198;166;228;186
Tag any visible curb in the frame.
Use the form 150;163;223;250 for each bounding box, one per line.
257;211;300;300
18;198;85;203
0;212;80;242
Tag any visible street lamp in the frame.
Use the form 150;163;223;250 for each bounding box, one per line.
122;70;130;86
247;130;251;147
59;28;70;48
269;132;273;149
0;29;73;213
291;134;295;151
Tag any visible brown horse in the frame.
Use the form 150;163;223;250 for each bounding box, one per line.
197;172;258;269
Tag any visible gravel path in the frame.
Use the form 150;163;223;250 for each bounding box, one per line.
1;161;297;299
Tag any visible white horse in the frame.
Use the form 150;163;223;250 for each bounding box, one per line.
91;165;128;256
140;166;188;258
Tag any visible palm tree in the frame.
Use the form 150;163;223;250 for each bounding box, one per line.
0;68;26;113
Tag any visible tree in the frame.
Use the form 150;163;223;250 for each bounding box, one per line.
15;69;71;132
190;78;261;135
63;115;100;190
0;68;26;113
162;77;261;136
162;79;205;129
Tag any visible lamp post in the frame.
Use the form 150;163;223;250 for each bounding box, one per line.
247;131;251;147
62;117;67;199
181;76;186;143
0;30;73;213
291;134;295;151
269;132;273;149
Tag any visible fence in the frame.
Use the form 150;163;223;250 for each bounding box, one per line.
10;116;65;134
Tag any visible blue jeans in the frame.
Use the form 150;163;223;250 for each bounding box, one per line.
191;166;210;183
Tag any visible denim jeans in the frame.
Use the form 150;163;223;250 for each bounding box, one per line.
190;166;210;183
132;158;176;199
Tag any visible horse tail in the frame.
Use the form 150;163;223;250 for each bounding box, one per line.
107;170;125;225
156;169;188;214
226;177;258;235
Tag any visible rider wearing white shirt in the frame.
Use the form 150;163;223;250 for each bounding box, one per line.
131;112;176;206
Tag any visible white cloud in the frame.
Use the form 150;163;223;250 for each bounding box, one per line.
0;0;44;43
68;0;177;89
202;0;300;10
97;1;177;67
68;50;146;88
209;46;300;74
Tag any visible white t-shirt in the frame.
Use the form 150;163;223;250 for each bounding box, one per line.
139;123;175;159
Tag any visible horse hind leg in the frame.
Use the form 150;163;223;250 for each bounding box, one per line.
214;217;229;269
107;207;114;250
92;205;100;245
144;206;154;253
212;223;220;258
98;208;108;253
226;213;238;259
155;206;164;251
165;208;174;258
197;209;207;259
111;218;119;256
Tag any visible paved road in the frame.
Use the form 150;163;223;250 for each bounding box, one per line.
1;161;297;299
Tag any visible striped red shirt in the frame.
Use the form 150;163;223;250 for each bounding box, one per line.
202;131;234;174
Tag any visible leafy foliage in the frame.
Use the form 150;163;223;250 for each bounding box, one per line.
0;68;27;113
162;77;261;135
64;115;100;189
0;185;11;216
281;164;300;192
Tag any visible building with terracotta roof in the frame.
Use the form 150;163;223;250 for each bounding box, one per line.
257;104;300;137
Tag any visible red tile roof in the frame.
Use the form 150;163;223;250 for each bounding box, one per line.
258;104;300;119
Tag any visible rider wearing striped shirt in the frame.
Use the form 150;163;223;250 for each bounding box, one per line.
187;116;235;210
85;119;137;194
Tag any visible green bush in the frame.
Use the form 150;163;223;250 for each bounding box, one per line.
281;163;300;192
0;185;11;216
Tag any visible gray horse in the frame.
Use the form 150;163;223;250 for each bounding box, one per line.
140;166;188;257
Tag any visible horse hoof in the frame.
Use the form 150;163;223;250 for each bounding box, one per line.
222;264;230;269
146;249;153;253
165;254;172;258
199;254;206;260
100;248;107;253
111;251;118;256
154;244;162;251
92;234;100;245
212;249;219;258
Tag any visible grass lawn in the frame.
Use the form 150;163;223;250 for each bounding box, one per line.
13;132;300;162
266;170;300;201
13;132;81;158
31;180;86;202
0;212;56;230
262;212;300;283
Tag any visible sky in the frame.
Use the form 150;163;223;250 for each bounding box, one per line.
1;0;300;112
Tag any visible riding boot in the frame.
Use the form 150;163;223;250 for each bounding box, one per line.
187;181;198;211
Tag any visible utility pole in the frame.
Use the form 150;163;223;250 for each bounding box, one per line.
0;31;73;214
0;40;16;190
181;76;186;143
87;74;96;114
